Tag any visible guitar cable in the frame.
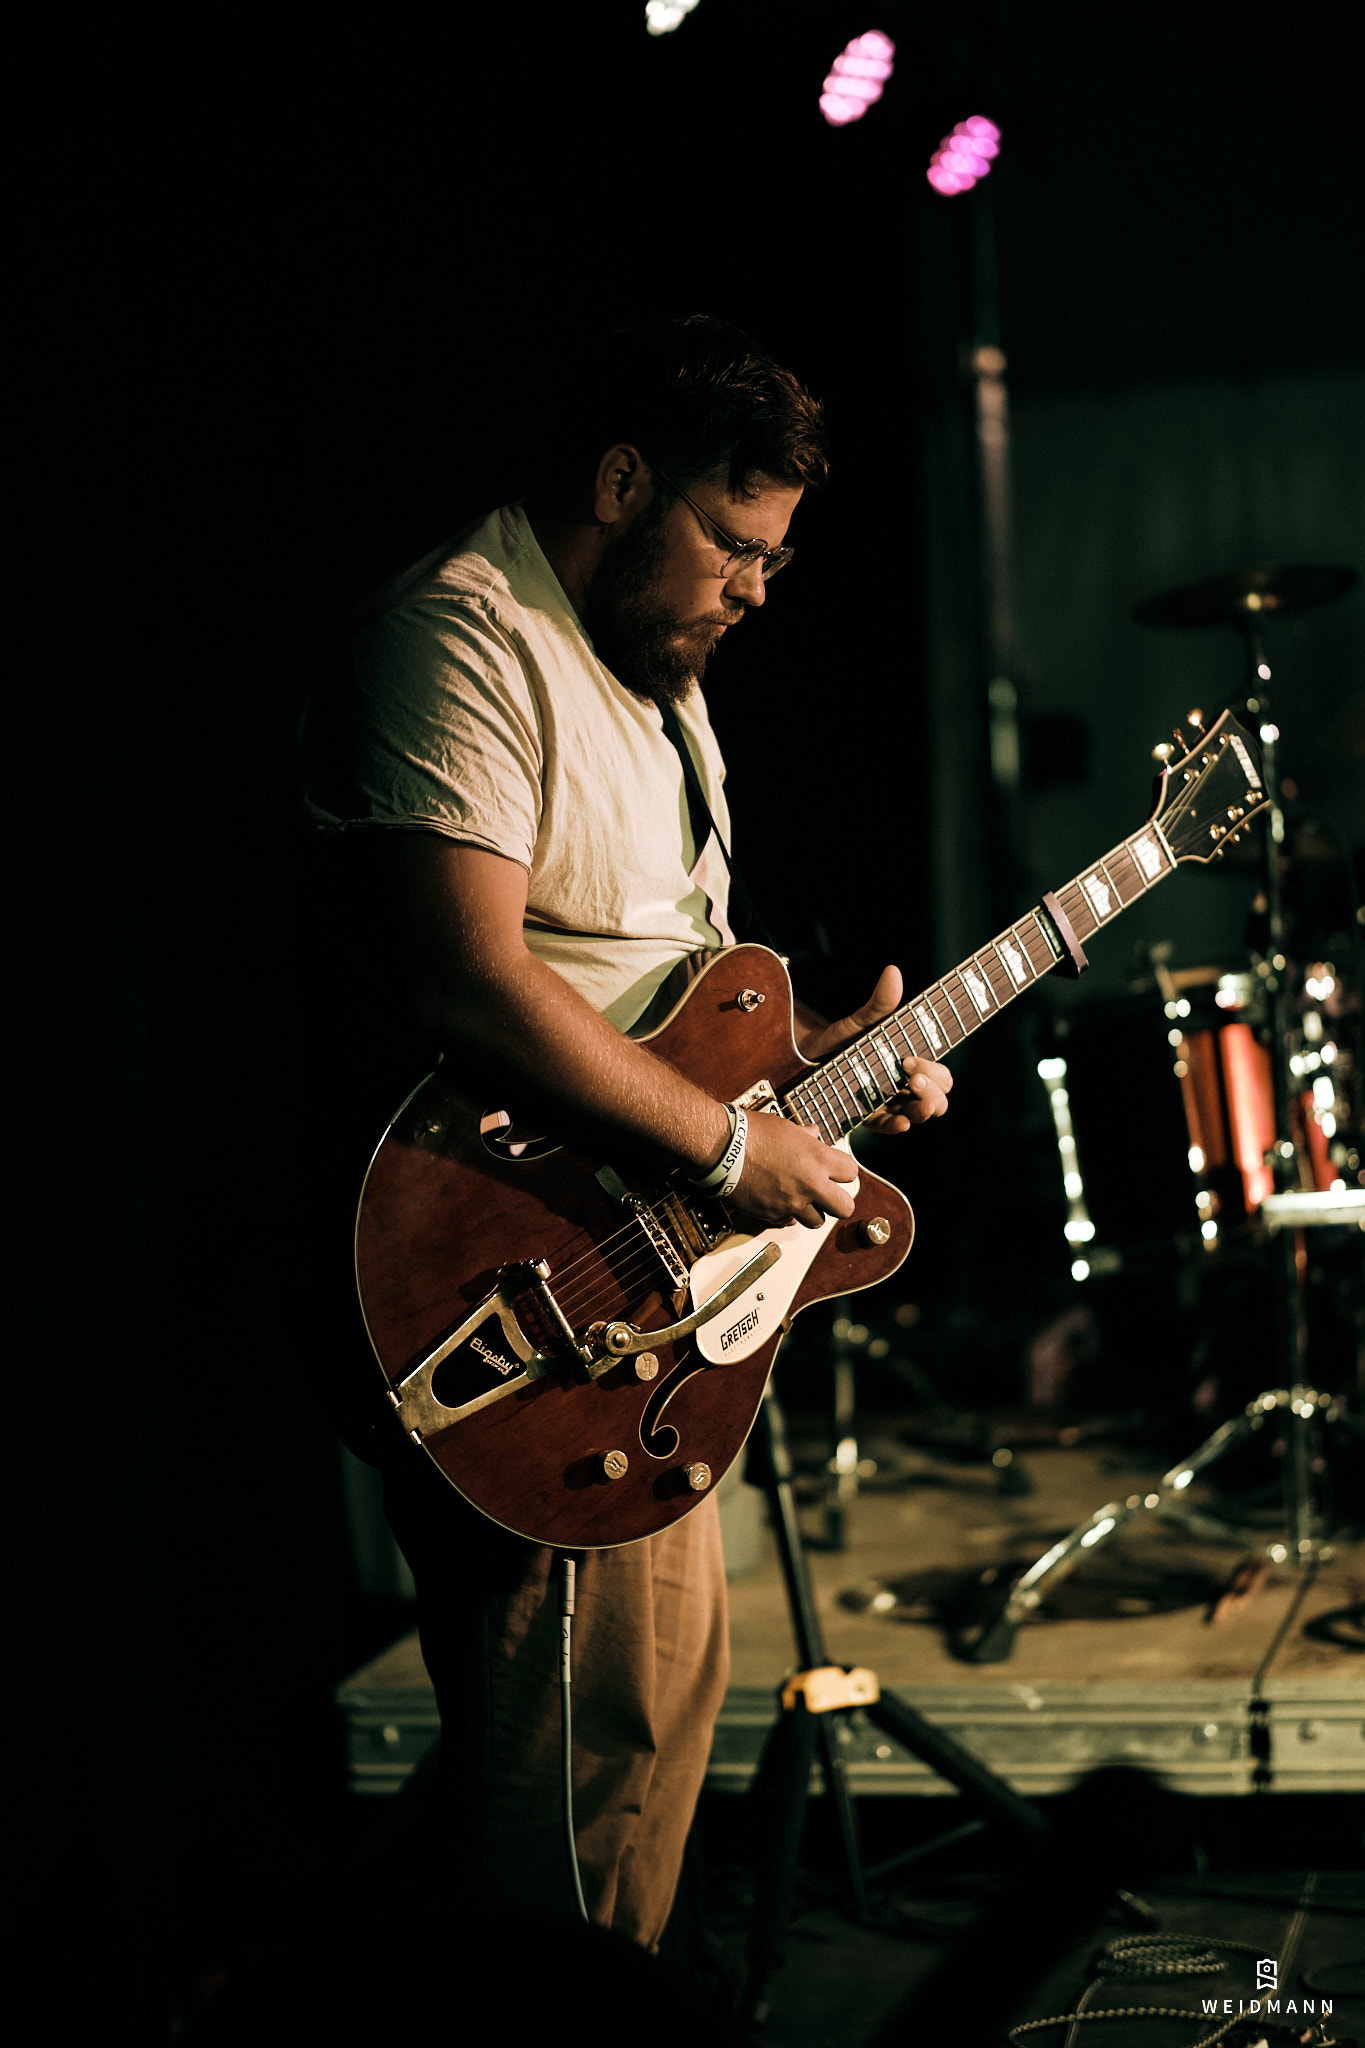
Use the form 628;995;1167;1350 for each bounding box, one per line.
559;1554;591;1923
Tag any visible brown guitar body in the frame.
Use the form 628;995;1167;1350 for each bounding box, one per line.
355;945;914;1548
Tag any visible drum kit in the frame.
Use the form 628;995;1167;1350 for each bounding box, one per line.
960;560;1364;1660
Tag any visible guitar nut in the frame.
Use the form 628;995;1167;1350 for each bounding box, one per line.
634;1353;659;1381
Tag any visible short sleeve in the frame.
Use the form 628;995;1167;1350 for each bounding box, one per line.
301;599;543;869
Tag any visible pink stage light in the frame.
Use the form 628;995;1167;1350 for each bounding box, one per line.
927;114;1000;194
819;30;896;128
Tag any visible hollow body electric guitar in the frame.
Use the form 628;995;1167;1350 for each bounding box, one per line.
355;711;1269;1547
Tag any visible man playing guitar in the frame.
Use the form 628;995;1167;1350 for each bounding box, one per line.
297;315;951;1950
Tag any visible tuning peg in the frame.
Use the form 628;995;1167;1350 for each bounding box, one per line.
1186;708;1205;731
1151;742;1176;764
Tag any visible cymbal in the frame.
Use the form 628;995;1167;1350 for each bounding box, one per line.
1133;562;1358;630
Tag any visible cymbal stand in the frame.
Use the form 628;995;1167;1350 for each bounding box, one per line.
739;1385;1049;2029
1231;625;1353;1562
1235;621;1294;1168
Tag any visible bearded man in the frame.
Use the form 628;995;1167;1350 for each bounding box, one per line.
296;315;951;1950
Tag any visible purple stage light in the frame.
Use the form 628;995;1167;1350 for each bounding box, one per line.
927;114;1000;194
819;30;896;128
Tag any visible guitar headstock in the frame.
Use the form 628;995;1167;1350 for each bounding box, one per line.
1150;710;1271;864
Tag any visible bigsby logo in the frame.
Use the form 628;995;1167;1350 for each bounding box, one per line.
470;1334;516;1376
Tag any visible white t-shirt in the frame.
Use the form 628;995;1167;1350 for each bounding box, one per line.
302;503;735;1033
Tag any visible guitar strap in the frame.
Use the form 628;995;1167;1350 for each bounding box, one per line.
656;699;779;953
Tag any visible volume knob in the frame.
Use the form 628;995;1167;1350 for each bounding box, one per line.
599;1450;629;1481
860;1216;892;1247
682;1463;712;1492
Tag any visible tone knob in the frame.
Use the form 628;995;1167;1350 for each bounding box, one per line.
860;1216;892;1246
634;1353;659;1381
682;1462;712;1491
600;1450;629;1481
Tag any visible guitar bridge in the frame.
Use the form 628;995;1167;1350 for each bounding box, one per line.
622;1194;689;1291
594;1164;692;1289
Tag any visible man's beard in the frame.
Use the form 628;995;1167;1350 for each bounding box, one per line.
580;503;731;706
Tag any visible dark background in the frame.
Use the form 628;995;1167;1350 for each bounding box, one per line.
15;0;1363;2032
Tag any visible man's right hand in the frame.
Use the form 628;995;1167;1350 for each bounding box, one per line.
731;1114;859;1230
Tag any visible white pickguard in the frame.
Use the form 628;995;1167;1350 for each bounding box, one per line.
690;1151;857;1364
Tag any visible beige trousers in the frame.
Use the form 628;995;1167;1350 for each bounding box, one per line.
385;1464;730;1952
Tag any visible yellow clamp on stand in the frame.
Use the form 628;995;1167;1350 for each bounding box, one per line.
780;1665;880;1714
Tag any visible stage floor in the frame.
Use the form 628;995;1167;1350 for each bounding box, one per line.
336;1440;1363;1799
712;1436;1363;1797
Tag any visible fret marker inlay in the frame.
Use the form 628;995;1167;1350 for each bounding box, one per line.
871;1035;900;1084
1000;938;1027;987
963;966;990;1015
1081;872;1112;919
913;1004;942;1052
1131;833;1162;880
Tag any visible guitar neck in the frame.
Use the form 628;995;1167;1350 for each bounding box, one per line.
782;818;1176;1143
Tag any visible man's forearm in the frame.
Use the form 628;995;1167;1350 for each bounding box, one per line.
410;947;733;1174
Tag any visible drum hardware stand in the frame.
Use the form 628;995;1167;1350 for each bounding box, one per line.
813;1301;1034;1554
816;1298;862;1553
738;1384;1050;2030
953;1371;1353;1664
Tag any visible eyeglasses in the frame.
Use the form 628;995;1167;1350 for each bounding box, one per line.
644;459;795;582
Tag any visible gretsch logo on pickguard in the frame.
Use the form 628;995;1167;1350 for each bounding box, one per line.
719;1309;761;1353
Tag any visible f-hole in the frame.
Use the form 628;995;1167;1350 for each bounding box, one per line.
478;1109;561;1163
638;1346;702;1461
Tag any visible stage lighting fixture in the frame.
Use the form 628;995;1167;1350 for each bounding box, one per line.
927;114;1000;194
645;0;698;32
819;30;895;127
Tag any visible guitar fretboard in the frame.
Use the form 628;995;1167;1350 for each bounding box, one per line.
782;822;1175;1142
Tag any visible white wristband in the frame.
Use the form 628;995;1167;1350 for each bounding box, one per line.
690;1103;748;1200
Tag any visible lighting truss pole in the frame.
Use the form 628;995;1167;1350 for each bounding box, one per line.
968;178;1025;920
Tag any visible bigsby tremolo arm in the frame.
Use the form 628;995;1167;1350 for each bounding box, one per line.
596;1242;782;1360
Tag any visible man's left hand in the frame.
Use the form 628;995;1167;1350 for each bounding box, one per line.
795;965;953;1133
